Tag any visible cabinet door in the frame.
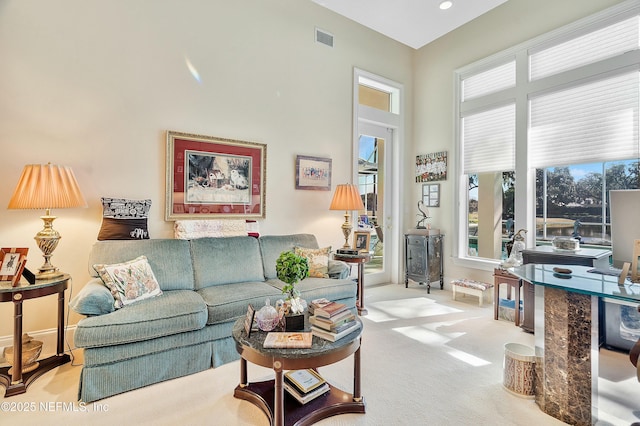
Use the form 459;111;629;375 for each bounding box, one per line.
406;236;427;279
427;236;442;283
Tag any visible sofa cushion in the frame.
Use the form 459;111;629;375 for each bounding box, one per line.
69;278;116;316
94;255;163;309
190;237;265;290
197;281;282;325
74;290;208;348
294;246;331;278
259;234;320;280
88;239;195;291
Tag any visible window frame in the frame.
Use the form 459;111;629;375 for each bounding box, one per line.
453;0;640;271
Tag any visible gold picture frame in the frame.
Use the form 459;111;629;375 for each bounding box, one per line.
166;130;266;220
353;231;371;253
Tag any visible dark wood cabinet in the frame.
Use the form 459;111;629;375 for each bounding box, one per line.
404;232;444;294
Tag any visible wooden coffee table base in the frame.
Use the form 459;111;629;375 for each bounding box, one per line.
232;317;365;426
234;379;365;426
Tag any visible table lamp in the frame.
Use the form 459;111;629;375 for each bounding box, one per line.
7;163;87;279
329;184;365;249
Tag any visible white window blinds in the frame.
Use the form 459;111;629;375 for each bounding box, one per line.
530;16;639;81
462;60;515;101
462;104;515;174
529;71;639;168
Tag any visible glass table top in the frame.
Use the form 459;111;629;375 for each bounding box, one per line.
510;264;640;303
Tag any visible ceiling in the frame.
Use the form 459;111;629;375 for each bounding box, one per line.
312;0;510;49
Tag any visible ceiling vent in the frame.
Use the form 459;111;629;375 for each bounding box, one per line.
315;27;334;48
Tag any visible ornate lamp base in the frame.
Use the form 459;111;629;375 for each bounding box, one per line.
340;211;353;249
34;213;63;280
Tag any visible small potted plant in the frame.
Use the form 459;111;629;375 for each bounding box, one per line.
275;251;309;331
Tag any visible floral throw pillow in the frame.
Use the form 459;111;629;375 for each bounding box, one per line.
93;255;162;309
294;246;331;278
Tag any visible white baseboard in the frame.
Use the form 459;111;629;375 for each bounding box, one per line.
0;326;76;364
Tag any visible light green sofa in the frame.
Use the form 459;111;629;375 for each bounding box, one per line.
70;234;355;403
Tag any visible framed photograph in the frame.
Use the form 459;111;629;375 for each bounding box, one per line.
0;248;29;283
416;151;447;182
166;131;266;220
422;183;440;207
295;155;332;190
353;231;371;253
244;304;256;337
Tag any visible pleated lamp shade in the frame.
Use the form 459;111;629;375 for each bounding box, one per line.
329;184;364;211
8;163;87;210
7;163;87;279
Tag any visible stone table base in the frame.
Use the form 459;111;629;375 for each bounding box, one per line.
535;286;597;426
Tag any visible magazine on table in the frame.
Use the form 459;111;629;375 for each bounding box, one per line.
263;332;312;348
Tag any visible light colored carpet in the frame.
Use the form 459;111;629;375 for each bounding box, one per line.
1;283;638;425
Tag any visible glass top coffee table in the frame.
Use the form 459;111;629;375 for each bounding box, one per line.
232;316;365;426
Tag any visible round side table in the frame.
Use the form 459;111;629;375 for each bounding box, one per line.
0;274;71;396
333;253;371;315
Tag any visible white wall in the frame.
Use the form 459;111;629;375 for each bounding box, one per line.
0;0;626;340
0;0;413;337
412;0;626;285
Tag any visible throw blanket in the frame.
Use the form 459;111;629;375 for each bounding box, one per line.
174;219;259;239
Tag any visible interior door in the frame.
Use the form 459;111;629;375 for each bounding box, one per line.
357;122;392;284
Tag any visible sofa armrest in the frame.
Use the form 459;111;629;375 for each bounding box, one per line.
328;260;351;280
69;278;115;316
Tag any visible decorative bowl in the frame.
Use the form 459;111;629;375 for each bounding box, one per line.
256;315;281;332
3;334;43;374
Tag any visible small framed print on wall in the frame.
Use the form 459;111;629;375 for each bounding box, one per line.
416;151;447;182
295;155;332;191
422;183;440;207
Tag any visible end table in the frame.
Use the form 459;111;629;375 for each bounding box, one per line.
0;274;71;396
333;253;371;315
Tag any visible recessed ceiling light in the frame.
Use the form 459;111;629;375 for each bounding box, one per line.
439;1;453;10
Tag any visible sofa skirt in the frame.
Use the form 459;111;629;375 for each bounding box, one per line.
79;341;213;403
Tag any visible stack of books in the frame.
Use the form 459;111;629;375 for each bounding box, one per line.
309;298;360;342
284;369;330;405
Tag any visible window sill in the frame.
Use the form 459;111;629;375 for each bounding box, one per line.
451;255;502;272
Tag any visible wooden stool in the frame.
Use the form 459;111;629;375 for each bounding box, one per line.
451;279;493;306
493;268;522;326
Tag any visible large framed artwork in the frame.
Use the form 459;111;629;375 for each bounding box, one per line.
295;155;332;191
166;131;266;220
416;151;447;182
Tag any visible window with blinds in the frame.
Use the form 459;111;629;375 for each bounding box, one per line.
529;16;639;81
462;104;515;174
462;60;515;101
455;1;640;264
529;71;639;168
